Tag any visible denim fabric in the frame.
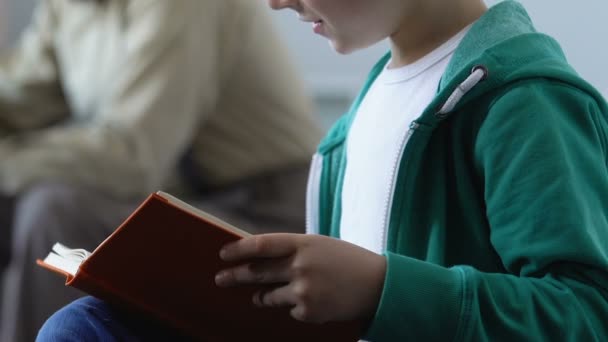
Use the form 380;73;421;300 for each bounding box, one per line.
36;297;193;342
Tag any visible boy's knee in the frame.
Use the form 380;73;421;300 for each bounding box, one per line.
37;297;105;341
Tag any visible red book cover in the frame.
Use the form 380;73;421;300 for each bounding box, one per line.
37;192;361;341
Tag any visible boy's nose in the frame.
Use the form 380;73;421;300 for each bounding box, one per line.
267;0;297;11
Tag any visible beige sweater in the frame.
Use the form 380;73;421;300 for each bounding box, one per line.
0;0;321;197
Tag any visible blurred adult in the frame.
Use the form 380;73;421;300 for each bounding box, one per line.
0;0;321;340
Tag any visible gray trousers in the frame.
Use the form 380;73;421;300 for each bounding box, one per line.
0;167;308;342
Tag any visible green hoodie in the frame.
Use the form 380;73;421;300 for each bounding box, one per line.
306;1;608;341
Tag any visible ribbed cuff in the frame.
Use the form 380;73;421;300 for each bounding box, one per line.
363;252;466;341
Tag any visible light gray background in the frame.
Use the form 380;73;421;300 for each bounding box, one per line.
271;0;608;98
2;0;607;101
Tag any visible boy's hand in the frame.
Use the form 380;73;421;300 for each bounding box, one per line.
215;234;387;324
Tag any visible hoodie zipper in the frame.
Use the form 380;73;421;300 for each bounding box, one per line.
376;67;487;251
379;121;420;251
305;153;323;235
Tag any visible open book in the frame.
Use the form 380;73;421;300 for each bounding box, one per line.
40;191;250;277
38;191;360;341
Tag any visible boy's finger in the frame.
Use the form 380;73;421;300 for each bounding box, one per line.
220;234;299;261
215;258;292;287
252;283;296;308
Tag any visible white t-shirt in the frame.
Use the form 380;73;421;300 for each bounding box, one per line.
340;27;470;254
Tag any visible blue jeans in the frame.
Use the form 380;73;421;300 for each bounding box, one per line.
36;297;194;341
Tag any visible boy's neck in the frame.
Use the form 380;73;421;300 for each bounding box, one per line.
388;0;487;68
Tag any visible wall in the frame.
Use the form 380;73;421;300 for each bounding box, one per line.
0;0;35;48
271;1;608;100
3;1;607;108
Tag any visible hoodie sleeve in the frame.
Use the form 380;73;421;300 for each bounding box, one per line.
0;0;69;134
0;0;222;197
364;79;608;341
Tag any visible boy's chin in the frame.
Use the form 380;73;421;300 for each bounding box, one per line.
329;38;379;55
329;41;365;55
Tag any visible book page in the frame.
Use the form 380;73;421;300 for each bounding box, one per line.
156;191;252;237
41;243;92;276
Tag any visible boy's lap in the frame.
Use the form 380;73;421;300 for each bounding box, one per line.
39;297;194;342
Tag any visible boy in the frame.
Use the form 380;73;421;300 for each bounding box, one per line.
38;0;608;341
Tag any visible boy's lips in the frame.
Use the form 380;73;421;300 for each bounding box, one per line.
298;16;325;35
312;20;325;35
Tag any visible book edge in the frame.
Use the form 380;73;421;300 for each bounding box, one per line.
36;259;75;281
155;191;252;238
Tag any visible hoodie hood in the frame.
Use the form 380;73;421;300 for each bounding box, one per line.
435;0;606;118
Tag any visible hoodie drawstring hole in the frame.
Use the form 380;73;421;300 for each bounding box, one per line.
436;65;489;117
471;65;489;81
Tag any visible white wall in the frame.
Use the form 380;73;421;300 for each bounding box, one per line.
3;0;607;98
270;0;608;98
1;0;35;48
